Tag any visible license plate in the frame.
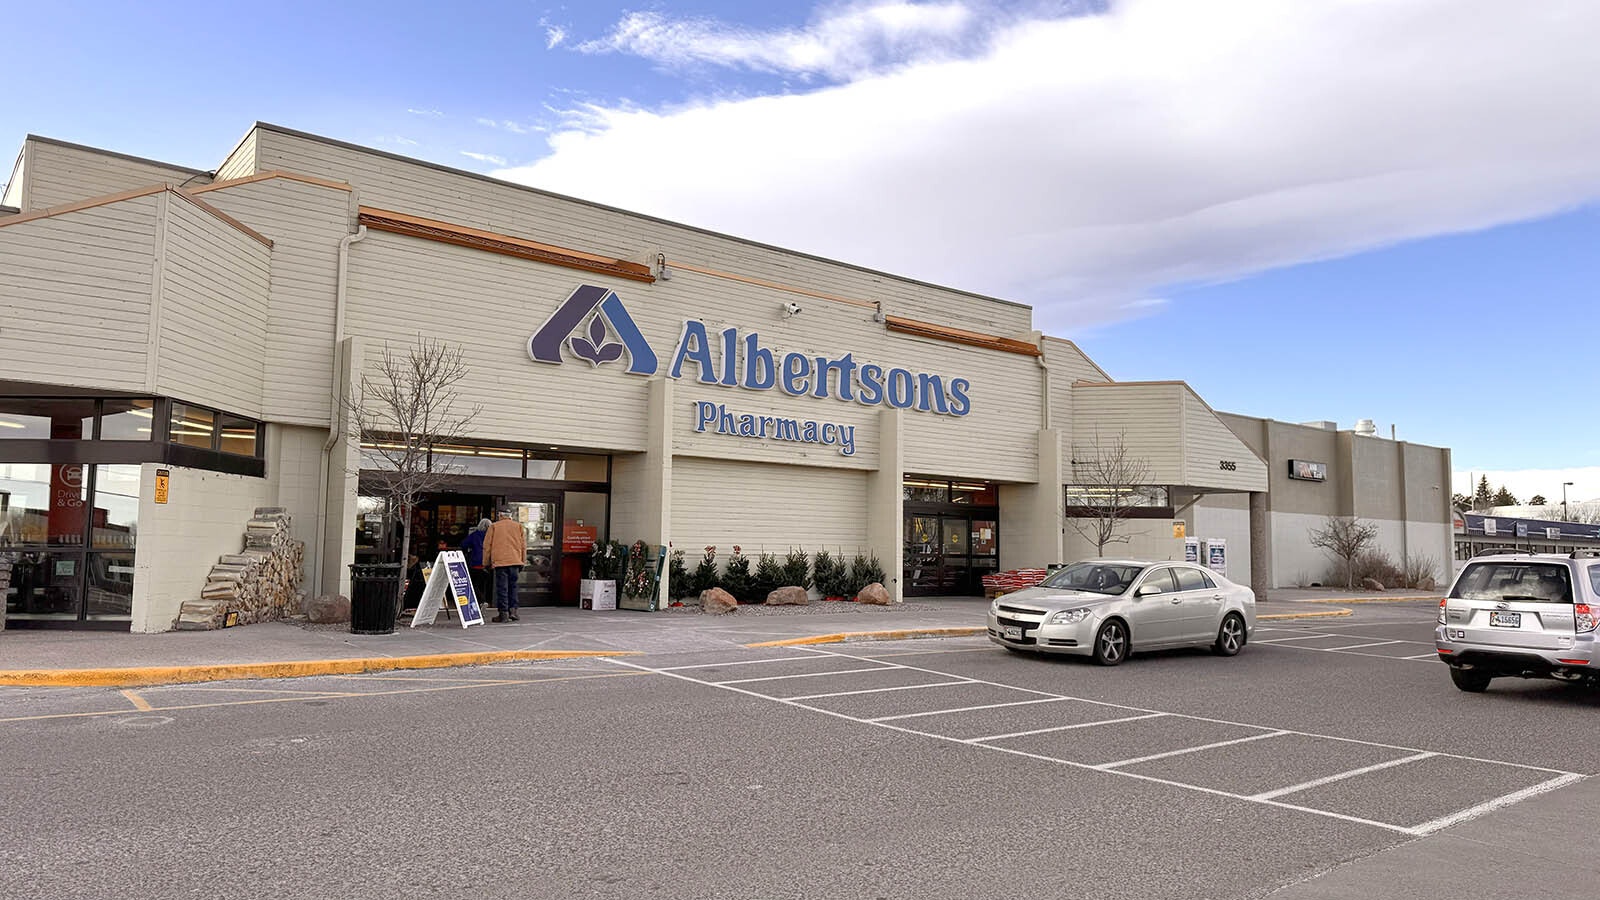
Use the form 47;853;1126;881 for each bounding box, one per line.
1489;611;1521;628
1002;625;1023;640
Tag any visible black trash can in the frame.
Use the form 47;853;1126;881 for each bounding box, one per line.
349;562;403;635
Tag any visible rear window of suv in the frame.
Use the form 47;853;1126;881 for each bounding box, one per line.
1452;561;1573;604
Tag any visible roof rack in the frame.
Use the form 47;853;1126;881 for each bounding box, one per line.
1473;547;1528;557
1571;549;1600;559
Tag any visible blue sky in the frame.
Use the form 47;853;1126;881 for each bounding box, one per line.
5;0;1597;505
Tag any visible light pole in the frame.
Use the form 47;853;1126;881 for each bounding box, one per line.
1563;482;1574;521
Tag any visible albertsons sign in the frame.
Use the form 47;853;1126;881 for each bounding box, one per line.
528;285;973;417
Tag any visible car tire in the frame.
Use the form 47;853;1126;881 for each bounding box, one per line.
1449;667;1492;693
1212;613;1246;657
1092;619;1128;666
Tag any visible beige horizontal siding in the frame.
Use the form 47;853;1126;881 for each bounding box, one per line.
0;194;158;390
670;456;869;558
24;139;205;212
200;177;352;425
1180;390;1268;492
1070;382;1186;484
214;131;258;183
255;127;1033;336
155;198;271;415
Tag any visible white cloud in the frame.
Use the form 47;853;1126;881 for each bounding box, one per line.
545;24;567;49
376;135;419;146
1454;468;1600;507
576;1;979;80
460;151;508;165
406;108;443;117
476;118;538;135
500;0;1600;328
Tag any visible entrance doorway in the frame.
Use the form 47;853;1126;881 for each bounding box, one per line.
903;477;999;597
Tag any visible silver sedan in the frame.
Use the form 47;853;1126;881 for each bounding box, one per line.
987;560;1255;665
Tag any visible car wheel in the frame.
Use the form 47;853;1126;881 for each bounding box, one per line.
1449;667;1491;693
1092;619;1128;666
1212;613;1246;657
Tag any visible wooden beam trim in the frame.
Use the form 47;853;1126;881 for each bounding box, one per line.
190;170;355;195
358;206;653;282
0;184;167;231
884;315;1042;357
171;189;274;249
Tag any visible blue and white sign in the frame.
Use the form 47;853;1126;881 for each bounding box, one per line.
529;285;974;416
411;550;484;629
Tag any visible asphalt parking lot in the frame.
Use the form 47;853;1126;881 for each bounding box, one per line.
3;600;1596;899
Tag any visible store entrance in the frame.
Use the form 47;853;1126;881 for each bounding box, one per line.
354;489;564;607
902;477;999;597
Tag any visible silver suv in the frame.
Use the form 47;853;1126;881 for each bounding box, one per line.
1436;551;1600;692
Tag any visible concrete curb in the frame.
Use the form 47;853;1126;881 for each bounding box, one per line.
747;626;987;648
1258;608;1354;621
0;649;633;688
1295;595;1444;605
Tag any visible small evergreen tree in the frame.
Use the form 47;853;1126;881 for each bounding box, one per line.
782;548;812;590
1529;494;1547;507
1492;486;1518;507
719;545;753;602
667;549;693;602
812;549;844;598
1473;476;1493;511
863;554;886;588
690;545;719;597
847;553;874;598
751;552;785;600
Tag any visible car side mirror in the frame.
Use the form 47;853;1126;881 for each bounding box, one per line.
1136;584;1160;597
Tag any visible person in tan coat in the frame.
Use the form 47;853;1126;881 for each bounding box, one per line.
482;508;527;622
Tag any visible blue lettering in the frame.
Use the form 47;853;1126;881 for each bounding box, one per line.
821;423;837;444
780;352;811;396
743;333;776;390
695;401;717;432
802;421;819;441
839;425;856;456
887;368;915;409
720;327;739;386
737;414;757;436
915;374;949;414
670;321;719;385
948;378;971;417
858;364;885;405
813;353;857;401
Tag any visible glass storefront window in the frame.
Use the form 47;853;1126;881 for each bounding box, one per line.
219;415;258;457
0;398;95;440
526;454;609;481
903;478;948;503
169;403;215;449
91;465;140;549
100;399;156;440
1;549;84;619
1064;485;1171;508
432;443;523;478
950;481;998;505
85;551;135;619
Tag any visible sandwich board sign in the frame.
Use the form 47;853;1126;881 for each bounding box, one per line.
411;550;485;628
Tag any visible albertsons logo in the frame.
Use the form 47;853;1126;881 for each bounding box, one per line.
527;285;657;375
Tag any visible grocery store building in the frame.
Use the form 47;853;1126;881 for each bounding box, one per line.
0;125;1452;630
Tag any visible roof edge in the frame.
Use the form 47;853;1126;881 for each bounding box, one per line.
24;133;208;177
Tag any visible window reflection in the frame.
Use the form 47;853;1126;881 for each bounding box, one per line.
219;415;257;457
101;399;156;441
169;403;215;449
0;398;95;440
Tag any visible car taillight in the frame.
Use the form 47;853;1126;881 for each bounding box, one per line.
1575;603;1597;634
1438;598;1447;625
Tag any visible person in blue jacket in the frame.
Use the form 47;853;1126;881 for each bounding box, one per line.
460;518;491;604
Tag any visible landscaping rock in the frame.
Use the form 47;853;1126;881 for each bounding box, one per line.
1361;577;1386;591
305;594;351;624
855;582;892;605
701;588;738;614
765;586;809;606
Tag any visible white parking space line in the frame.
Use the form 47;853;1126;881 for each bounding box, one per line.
1409;773;1586;836
968;713;1167;744
1321;640;1405;651
1093;730;1289;770
868;697;1070;723
608;645;1584;837
656;655;823;671
784;680;973;702
714;666;891;685
1404;653;1442;660
1249;752;1437;801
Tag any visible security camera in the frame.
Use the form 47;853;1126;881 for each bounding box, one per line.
782;302;802;317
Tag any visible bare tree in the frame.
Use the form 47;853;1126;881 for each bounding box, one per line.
346;337;482;611
1308;516;1379;590
1065;431;1155;557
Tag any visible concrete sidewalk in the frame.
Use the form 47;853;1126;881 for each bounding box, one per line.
0;589;1440;686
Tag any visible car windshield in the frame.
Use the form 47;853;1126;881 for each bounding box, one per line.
1451;561;1573;604
1040;562;1144;595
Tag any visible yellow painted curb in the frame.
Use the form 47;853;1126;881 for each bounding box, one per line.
747;626;987;648
0;649;634;688
1258;608;1354;621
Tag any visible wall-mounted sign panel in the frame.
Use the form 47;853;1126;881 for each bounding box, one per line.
1288;459;1327;482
